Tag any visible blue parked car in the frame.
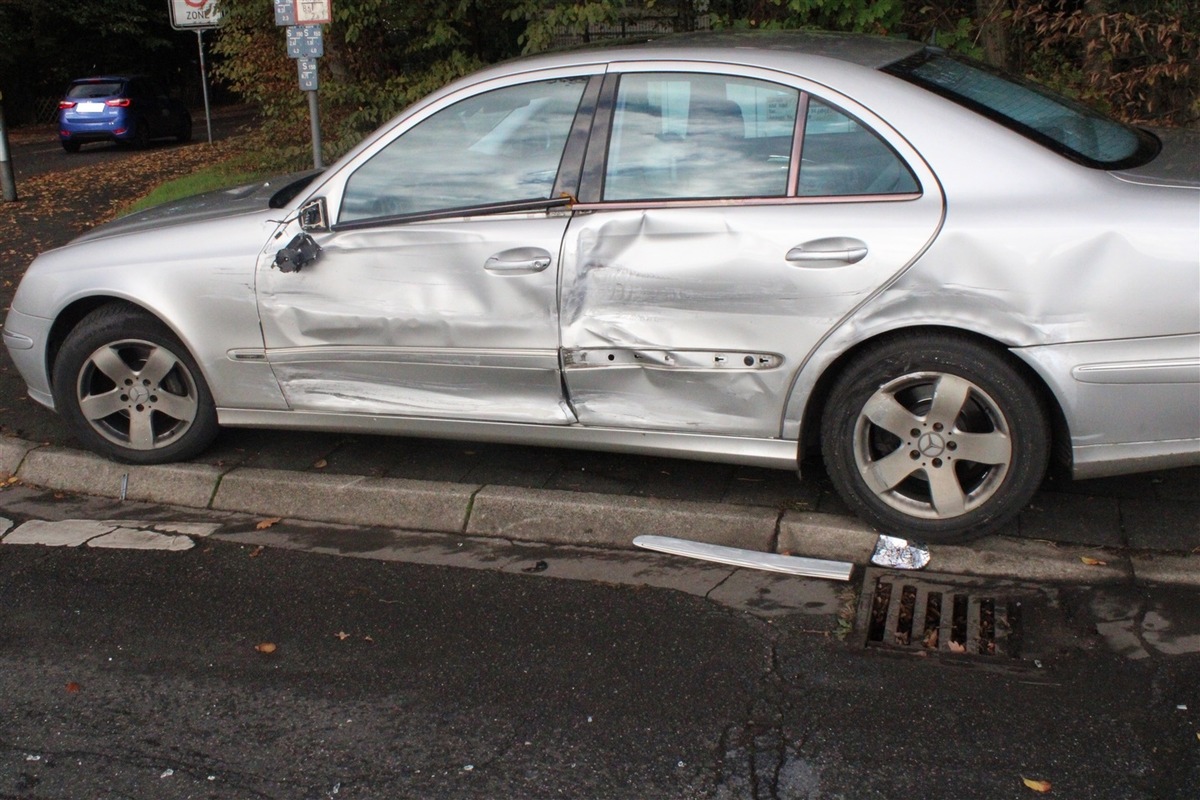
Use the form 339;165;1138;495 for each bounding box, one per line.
58;75;192;153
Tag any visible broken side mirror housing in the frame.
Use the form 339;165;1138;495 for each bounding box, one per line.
298;197;328;232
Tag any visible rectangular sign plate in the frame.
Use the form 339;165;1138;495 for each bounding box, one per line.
294;0;333;25
286;25;324;58
168;0;222;30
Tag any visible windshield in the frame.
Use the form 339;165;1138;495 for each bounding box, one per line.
884;50;1159;170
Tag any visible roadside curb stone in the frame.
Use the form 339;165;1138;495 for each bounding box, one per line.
17;446;222;508
0;436;38;476
211;467;474;533
466;483;778;550
2;434;1196;588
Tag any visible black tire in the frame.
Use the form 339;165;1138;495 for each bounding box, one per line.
51;305;219;464
820;332;1050;543
61;140;81;153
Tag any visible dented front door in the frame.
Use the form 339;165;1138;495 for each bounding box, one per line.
559;72;944;437
255;75;591;424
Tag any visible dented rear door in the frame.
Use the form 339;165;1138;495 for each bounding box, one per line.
560;68;944;437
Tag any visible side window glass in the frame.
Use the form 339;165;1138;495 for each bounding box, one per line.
603;73;797;201
797;99;919;196
340;78;588;223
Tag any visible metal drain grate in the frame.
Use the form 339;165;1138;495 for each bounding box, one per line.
856;569;1024;658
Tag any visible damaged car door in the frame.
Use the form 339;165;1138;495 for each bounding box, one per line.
560;69;944;437
256;75;593;423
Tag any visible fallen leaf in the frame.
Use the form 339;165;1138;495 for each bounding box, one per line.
254;642;277;654
255;518;281;531
335;631;350;641
1022;777;1052;793
313;459;328;469
364;635;375;644
1080;556;1107;566
65;682;81;694
248;545;264;558
947;640;966;653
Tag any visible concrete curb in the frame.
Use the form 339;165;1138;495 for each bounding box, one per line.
3;434;1196;587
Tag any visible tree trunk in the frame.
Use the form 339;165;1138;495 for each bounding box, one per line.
975;0;1010;69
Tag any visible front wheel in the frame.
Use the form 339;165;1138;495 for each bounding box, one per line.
820;333;1050;543
52;305;218;464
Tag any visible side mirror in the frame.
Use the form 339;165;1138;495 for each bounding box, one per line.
298;197;328;232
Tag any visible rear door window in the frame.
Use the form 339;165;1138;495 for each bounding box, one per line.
603;73;799;201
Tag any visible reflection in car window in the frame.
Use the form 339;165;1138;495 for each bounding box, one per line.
885;50;1159;169
797;99;919;196
340;78;588;223
603;73;798;201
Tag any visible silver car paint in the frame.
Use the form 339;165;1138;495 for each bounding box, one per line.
5;35;1198;479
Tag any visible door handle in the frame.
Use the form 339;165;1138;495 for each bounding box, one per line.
786;237;868;267
484;247;553;274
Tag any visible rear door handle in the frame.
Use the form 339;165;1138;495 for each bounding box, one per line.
786;237;868;267
484;247;553;274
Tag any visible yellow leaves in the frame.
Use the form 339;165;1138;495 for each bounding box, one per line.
1080;556;1107;566
1022;777;1052;793
255;517;281;530
335;631;351;641
254;642;277;654
312;458;328;469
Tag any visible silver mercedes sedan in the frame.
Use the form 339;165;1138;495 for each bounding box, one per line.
5;32;1198;542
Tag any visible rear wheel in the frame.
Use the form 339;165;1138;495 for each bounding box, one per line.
51;305;218;464
820;333;1050;543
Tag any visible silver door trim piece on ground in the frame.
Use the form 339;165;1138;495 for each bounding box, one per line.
633;535;854;581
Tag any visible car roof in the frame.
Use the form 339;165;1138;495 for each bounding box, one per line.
502;30;925;72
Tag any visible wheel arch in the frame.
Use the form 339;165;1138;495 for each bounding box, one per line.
46;297;196;394
796;325;1071;473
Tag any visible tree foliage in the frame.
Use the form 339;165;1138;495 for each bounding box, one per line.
0;0;195;125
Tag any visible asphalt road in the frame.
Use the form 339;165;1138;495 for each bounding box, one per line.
1;487;1198;799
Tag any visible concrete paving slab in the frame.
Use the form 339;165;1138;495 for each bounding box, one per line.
0;516;10;536
16;447;221;508
467;484;777;550
1120;498;1200;552
1019;491;1123;547
212;468;474;532
88;528;194;551
3;519;117;547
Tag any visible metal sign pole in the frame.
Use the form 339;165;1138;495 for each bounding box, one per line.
0;93;17;202
307;90;322;168
196;29;214;145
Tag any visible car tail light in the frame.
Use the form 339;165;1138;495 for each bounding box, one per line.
105;98;131;107
58;101;76;109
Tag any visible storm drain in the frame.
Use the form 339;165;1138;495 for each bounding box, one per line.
856;569;1025;658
